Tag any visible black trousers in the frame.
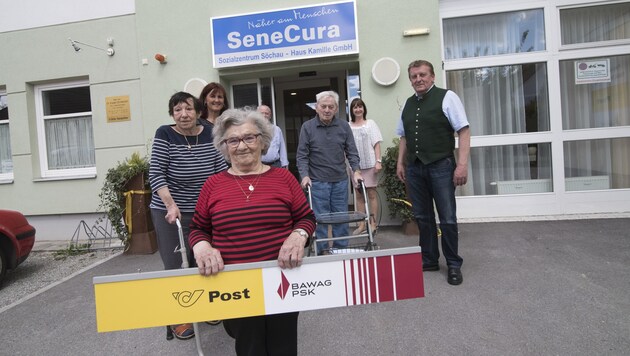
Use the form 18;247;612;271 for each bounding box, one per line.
223;312;299;356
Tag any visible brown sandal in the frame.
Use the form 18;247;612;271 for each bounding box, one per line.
170;323;195;340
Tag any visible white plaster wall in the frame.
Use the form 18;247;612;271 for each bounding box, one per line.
0;0;135;33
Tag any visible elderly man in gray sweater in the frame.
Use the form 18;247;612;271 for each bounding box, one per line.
297;90;362;254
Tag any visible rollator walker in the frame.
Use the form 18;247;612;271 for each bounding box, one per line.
306;179;378;256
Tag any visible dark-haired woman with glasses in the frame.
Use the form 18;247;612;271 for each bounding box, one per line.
189;108;315;355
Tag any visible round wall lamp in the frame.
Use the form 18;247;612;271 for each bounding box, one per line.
184;78;208;98
371;57;400;86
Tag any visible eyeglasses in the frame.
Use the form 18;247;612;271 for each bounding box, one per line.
223;133;261;147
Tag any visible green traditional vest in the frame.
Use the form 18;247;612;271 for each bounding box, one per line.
402;87;455;164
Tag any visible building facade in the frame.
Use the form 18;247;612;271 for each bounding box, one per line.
0;0;628;240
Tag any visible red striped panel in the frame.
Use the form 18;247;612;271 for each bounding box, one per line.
349;259;357;305
375;256;395;302
359;258;366;304
393;253;424;299
361;258;368;304
367;258;378;303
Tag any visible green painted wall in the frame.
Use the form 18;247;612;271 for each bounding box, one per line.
134;0;442;152
0;0;440;234
0;15;145;214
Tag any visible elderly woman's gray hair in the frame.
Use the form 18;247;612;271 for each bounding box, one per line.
212;108;273;162
315;90;339;107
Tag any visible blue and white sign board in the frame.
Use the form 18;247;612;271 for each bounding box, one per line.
211;1;358;68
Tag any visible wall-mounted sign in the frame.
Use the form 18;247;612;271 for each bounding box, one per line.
575;59;611;85
105;95;131;123
211;1;358;69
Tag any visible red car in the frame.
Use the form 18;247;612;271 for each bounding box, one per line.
0;210;36;287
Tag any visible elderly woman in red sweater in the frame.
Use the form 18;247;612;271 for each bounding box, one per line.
189;108;315;355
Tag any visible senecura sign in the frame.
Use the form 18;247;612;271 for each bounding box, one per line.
211;1;358;68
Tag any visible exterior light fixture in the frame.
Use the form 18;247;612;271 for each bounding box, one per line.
403;28;430;37
154;53;167;64
68;37;115;56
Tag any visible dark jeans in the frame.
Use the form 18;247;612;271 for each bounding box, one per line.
406;157;463;268
223;312;299;356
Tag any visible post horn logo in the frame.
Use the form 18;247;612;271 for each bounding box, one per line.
172;289;204;307
277;271;290;300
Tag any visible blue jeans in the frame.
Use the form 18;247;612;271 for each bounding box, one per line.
406;157;463;268
311;179;349;251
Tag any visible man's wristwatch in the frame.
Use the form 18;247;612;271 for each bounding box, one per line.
376;159;382;163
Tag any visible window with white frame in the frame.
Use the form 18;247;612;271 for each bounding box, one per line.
560;54;630;130
443;9;552;196
35;81;96;178
231;78;273;110
560;2;630;46
443;8;546;60
558;2;630;191
0;90;13;179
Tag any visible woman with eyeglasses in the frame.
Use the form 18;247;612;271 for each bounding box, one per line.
148;91;228;340
189;108;315;355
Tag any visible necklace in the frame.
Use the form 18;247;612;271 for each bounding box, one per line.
183;134;198;150
231;166;264;201
174;126;199;150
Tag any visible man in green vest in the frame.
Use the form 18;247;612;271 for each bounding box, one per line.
395;59;471;285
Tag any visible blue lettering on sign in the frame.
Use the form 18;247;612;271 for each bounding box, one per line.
212;1;357;55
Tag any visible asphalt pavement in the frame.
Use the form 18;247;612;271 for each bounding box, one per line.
1;218;629;355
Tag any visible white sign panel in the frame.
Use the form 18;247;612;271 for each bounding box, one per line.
575;59;611;84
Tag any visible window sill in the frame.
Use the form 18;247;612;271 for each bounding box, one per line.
0;178;14;184
33;174;97;182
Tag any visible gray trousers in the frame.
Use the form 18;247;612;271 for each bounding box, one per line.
150;209;195;270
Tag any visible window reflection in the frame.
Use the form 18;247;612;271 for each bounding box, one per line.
443;9;545;60
232;82;259;109
564;138;630;190
0;92;12;174
560;54;630;129
456;143;552;196
560;3;630;45
447;63;550;136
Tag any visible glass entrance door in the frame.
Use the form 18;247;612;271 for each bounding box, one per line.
282;86;328;181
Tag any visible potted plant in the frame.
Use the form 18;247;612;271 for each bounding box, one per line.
98;152;157;253
380;138;418;235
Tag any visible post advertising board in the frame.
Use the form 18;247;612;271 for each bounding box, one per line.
94;247;423;332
